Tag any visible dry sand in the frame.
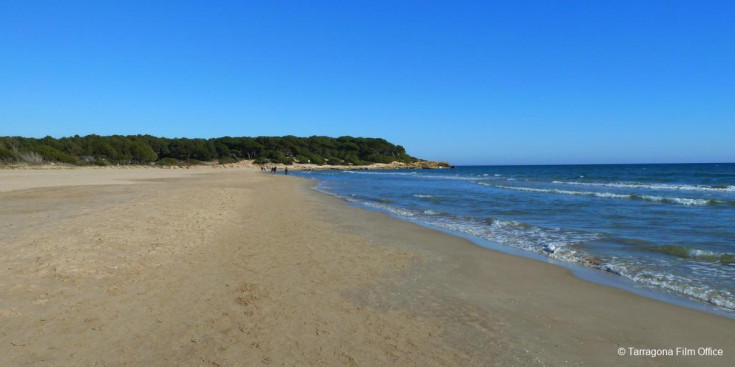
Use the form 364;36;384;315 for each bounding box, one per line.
1;168;733;366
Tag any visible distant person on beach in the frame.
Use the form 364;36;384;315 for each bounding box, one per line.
285;168;288;175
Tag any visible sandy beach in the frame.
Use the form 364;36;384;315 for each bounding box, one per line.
1;168;733;366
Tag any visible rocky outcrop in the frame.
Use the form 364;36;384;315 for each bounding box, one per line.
407;160;451;169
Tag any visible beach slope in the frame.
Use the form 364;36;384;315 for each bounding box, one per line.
0;168;732;366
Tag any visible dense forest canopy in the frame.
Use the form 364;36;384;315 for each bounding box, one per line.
0;135;417;166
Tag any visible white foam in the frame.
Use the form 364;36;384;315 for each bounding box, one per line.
603;263;735;310
552;180;735;193
359;201;417;217
486;184;716;206
342;170;417;176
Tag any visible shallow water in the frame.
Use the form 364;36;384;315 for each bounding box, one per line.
295;164;735;312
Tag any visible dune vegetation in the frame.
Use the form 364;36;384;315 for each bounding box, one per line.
0;135;417;166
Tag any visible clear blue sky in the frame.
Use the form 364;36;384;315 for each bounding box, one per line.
1;1;733;165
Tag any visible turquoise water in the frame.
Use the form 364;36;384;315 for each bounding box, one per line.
295;164;735;312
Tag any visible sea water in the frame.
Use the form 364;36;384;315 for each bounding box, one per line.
294;164;735;313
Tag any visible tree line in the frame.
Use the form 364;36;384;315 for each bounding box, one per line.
0;135;417;166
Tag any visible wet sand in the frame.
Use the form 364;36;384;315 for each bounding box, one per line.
1;168;733;366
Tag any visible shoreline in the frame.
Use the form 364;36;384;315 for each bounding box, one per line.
306;173;735;319
1;168;733;365
299;175;735;365
327;189;735;320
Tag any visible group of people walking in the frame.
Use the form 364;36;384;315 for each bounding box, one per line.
260;166;288;175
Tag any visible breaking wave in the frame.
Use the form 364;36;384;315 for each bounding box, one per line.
485;184;723;206
552;180;735;192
